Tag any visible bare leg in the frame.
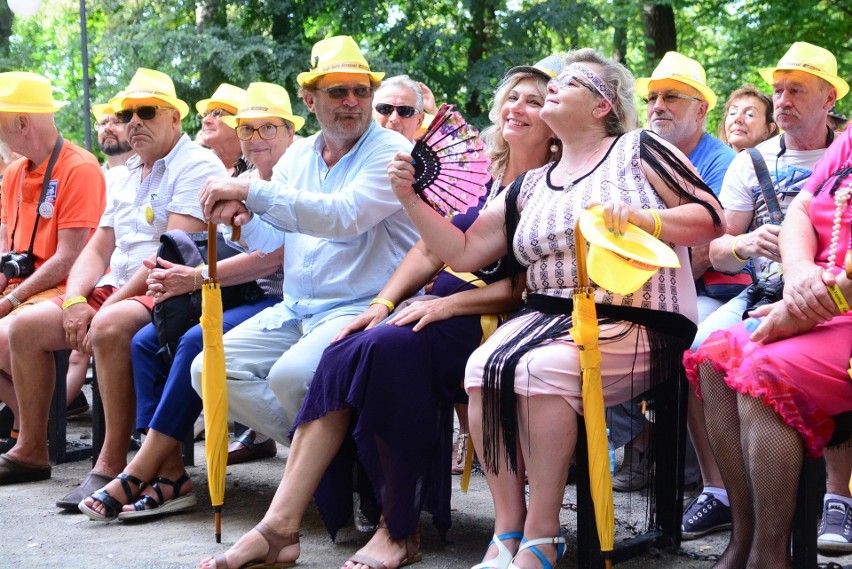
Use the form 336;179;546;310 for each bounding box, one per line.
0;317;18;430
198;409;352;569
65;350;90;405
825;443;852;497
688;389;726;490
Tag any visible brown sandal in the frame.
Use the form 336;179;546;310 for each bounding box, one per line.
345;523;422;569
209;522;298;569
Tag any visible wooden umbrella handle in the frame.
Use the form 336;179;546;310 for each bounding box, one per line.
207;221;218;280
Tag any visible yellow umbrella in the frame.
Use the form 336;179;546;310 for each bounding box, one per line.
201;221;228;543
569;217;614;569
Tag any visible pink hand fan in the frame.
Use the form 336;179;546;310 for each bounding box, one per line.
411;103;491;216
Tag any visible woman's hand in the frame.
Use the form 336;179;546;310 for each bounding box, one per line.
589;202;654;238
781;261;836;323
387;295;454;332
144;257;198;304
62;302;96;354
748;300;819;344
332;304;391;342
387;152;417;204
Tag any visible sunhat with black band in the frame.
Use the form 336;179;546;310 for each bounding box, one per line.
109;68;190;119
195;83;247;116
296;36;384;87
635;51;718;111
0;72;67;113
758;41;848;101
221;82;305;132
578;205;680;295
504;54;566;82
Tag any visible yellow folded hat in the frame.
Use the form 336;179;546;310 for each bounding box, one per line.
0;72;67;113
109;68;190;119
759;41;848;101
297;36;384;87
579;205;680;295
195;83;247;116
221;82;305;132
635;51;717;111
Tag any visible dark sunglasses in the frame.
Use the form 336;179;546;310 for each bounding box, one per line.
115;106;167;123
374;103;419;118
199;108;233;120
315;85;373;100
235;123;289;141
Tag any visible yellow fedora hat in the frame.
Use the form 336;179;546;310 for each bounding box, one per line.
109;68;190;119
221;82;306;132
296;36;384;87
579;205;680;295
635;51;718;111
759;41;848;101
195;83;247;116
0;72;67;113
91;90;124;119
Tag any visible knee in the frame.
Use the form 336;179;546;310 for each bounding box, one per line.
267;366;310;408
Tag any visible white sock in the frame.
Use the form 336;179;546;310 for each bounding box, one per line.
702;486;729;507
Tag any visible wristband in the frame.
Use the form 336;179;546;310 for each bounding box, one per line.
650;209;662;239
369;297;395;312
4;293;21;308
402;194;419;212
732;237;749;263
61;295;87;310
192;267;199;292
827;283;850;314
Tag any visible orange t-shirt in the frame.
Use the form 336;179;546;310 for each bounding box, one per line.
0;139;106;284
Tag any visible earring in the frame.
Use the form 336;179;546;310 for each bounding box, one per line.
549;139;559;154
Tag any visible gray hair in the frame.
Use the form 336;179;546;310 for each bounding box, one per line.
564;48;638;135
374;75;425;112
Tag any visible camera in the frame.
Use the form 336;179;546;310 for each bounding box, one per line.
1;251;35;279
742;278;784;319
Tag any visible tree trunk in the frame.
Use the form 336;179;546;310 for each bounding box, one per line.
196;0;228;100
643;4;676;62
465;0;497;121
0;1;13;58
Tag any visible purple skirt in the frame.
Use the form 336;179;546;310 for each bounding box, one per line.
293;273;486;541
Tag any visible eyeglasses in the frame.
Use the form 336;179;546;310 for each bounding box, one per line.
374;103;419;118
235;123;289;141
314;85;373;100
199;108;233;120
549;73;598;96
95;119;122;131
643;92;704;105
115;106;167;123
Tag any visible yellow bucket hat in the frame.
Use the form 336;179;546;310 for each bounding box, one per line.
109;68;190;119
635;51;718;111
195;83;247;116
0;72;67;113
221;82;305;132
296;36;384;87
91;91;124;119
579;205;680;295
759;41;848;101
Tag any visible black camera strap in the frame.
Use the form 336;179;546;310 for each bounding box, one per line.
747;145;783;226
11;135;64;257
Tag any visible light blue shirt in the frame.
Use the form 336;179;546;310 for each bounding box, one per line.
234;120;419;328
688;132;735;195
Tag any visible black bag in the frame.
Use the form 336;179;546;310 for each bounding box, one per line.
150;230;263;374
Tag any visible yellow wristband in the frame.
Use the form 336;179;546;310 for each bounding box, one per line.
62;296;88;310
650;209;662;239
732;237;749;263
827;284;850;314
369;297;395;312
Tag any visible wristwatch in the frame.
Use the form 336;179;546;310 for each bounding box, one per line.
200;265;209;280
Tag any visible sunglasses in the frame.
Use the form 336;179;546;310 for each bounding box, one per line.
115;106;167;123
643;92;703;105
199;108;233;120
235;123;288;141
549;73;598;96
374;103;419;118
315;85;373;100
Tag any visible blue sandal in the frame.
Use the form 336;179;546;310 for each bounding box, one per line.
507;535;567;569
472;531;524;569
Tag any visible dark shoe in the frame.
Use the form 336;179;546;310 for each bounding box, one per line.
56;470;113;511
819;498;852;553
118;471;197;520
0;453;51;485
227;429;277;465
681;492;732;540
0;428;19;453
78;472;146;522
66;392;89;417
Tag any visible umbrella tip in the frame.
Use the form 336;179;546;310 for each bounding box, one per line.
216;533;221;544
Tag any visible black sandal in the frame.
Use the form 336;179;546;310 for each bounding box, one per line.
78;472;146;521
118;471;197;520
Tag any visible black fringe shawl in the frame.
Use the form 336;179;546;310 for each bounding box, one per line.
482;129;715;474
813;166;852;198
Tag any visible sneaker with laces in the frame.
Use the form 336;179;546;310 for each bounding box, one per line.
681;492;732;540
818;498;852;553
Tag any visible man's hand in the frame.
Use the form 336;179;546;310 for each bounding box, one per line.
200;176;251;222
735;224;782;262
0;298;12;319
62;302;96;353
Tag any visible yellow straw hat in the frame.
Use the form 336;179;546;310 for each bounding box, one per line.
91;90;124;119
759;42;848;101
635;51;718;111
195;83;247;116
296;36;384;87
221;82;305;132
579;205;680;295
0;72;67;113
109;68;190;119
505;54;566;82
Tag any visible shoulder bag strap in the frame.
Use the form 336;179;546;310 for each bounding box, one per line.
24;135;65;255
746;146;783;226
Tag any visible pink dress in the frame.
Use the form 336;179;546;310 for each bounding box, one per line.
684;182;852;458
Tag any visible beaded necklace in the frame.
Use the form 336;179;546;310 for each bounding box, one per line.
826;180;852;271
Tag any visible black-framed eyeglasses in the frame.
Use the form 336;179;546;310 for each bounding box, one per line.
199;108;233;120
549;73;598;96
374;103;419;118
115;106;167;123
235;123;289;141
643;92;703;105
315;85;373;100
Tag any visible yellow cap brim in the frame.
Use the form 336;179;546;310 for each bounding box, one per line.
296;69;385;87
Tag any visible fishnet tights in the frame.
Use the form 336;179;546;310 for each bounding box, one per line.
699;361;803;569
